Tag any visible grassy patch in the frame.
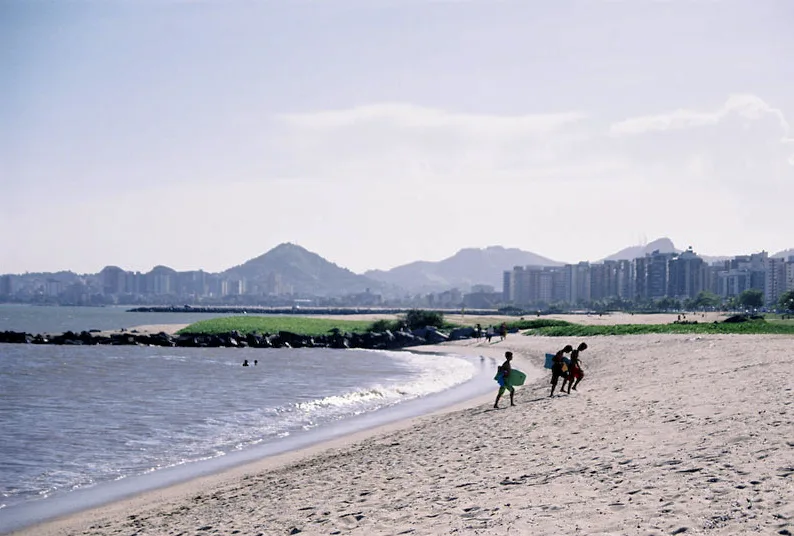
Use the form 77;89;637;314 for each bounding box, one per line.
507;319;573;330
524;319;794;337
178;316;373;336
762;314;794;326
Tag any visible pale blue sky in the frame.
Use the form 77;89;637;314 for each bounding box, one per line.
2;0;792;274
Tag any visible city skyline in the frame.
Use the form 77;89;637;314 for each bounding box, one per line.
0;237;792;277
2;240;793;310
4;1;793;274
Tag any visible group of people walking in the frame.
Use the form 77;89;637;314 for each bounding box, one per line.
493;341;588;408
475;323;508;343
549;342;587;397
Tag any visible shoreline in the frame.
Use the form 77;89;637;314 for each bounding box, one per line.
4;342;522;536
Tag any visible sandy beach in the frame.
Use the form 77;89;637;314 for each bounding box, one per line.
11;326;793;535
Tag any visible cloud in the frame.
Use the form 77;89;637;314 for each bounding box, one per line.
266;95;793;205
273;103;593;183
282;103;586;136
610;94;793;142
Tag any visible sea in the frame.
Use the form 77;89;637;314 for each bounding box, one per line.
0;305;495;533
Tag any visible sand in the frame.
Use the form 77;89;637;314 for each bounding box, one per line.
14;329;793;536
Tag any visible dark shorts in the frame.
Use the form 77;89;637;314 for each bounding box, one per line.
551;370;567;385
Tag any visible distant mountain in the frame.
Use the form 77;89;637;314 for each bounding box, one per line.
365;246;562;293
224;243;393;297
600;237;739;264
601;237;679;261
772;248;794;259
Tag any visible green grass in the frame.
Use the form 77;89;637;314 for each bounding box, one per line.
524;319;794;337
177;316;374;336
762;314;794;326
507;319;573;330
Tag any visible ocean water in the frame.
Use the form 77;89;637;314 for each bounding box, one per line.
0;307;494;533
0;303;241;334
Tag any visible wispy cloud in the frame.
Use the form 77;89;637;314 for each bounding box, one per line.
610;94;793;142
281;103;586;135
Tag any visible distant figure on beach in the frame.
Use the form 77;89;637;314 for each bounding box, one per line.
476;323;482;341
254;360;258;366
494;351;515;408
549;345;572;397
564;342;587;393
242;359;249;367
486;326;494;342
499;322;507;341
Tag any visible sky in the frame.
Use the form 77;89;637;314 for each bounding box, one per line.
2;0;793;275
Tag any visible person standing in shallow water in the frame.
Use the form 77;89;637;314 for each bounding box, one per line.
494;351;515;408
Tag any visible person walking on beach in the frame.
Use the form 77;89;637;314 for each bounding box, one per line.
486;326;494;342
494;351;515;408
499;322;507;341
549;345;572;397
566;342;587;392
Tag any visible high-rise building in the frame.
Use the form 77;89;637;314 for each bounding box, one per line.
0;274;13;296
502;269;514;303
633;256;649;301
551;268;569;303
667;247;705;299
589;263;608;301
766;258;788;306
100;266;127;295
566;262;591;305
502;265;567;306
646;250;675;299
514;266;529;304
616;260;633;299
718;270;751;297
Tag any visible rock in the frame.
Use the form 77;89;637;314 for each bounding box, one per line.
449;326;475;340
425;330;449;344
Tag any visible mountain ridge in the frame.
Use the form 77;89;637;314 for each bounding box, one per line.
364;245;562;293
222;242;394;297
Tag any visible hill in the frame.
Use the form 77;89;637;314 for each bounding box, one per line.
365;246;561;293
223;243;393;297
601;237;679;261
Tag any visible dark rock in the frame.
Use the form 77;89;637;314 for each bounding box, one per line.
449;326;475;340
425;330;449;344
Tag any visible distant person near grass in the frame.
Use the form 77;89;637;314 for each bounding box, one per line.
494;351;515;408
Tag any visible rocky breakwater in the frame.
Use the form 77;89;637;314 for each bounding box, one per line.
0;326;477;351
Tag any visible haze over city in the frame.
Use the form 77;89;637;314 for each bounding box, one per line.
3;0;792;275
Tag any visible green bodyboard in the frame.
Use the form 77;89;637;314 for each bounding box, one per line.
493;369;526;387
508;369;526;386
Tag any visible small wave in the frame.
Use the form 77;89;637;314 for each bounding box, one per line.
295;351;475;415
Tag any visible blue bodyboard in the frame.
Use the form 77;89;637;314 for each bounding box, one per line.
545;353;571;369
